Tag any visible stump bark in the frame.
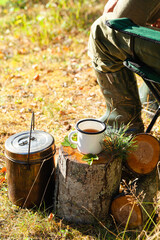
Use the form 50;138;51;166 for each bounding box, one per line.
54;146;122;224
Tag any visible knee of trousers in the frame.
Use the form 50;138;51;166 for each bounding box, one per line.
94;69;142;108
88;15;129;73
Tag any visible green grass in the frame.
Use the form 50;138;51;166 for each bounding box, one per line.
0;0;103;45
0;0;9;6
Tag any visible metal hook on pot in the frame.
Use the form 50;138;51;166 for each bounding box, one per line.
27;111;35;169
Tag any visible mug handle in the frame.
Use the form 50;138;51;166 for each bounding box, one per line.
68;130;78;144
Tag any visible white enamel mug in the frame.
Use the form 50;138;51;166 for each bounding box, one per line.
68;119;106;154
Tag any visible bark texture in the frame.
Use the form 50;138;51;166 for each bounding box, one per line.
54;146;122;224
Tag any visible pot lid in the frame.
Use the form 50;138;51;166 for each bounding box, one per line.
5;130;55;163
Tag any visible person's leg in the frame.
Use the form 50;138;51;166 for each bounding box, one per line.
88;15;144;132
88;13;160;131
139;82;158;112
95;68;144;133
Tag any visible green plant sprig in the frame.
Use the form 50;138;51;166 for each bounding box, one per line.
61;136;77;149
82;153;99;165
102;123;137;160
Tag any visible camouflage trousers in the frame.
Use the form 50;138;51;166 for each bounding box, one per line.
88;14;160;133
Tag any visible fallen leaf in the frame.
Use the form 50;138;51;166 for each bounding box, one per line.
0;177;5;184
48;213;54;221
33;74;40;81
47;69;53;73
32;64;38;70
63;46;69;51
66;125;71;131
18;48;29;55
0;167;6;173
59;110;66;116
63;121;69;125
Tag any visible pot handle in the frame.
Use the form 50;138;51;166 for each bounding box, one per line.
27;111;35;169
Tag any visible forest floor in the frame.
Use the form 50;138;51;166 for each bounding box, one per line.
0;1;160;239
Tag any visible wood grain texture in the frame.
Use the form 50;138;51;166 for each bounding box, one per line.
126;134;160;175
111;194;143;228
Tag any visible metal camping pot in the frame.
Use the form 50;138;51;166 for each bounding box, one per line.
5;113;56;208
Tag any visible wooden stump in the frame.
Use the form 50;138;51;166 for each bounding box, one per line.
111;194;143;228
54;146;122;224
126;134;160;175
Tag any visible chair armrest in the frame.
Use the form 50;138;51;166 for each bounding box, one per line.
106;18;160;44
123;58;160;84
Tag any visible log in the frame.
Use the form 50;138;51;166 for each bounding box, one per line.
111;194;143;228
118;133;159;227
126;134;160;175
54;146;122;224
111;169;158;228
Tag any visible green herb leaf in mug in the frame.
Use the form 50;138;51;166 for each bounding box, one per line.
61;136;77;149
82;154;99;165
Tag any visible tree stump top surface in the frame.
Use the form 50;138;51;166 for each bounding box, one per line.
111;194;143;228
61;146;110;165
126;133;160;174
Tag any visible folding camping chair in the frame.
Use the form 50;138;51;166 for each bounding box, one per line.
106;18;160;133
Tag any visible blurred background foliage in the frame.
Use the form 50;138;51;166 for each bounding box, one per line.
0;0;105;46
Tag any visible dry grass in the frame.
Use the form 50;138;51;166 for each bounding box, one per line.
0;1;160;239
